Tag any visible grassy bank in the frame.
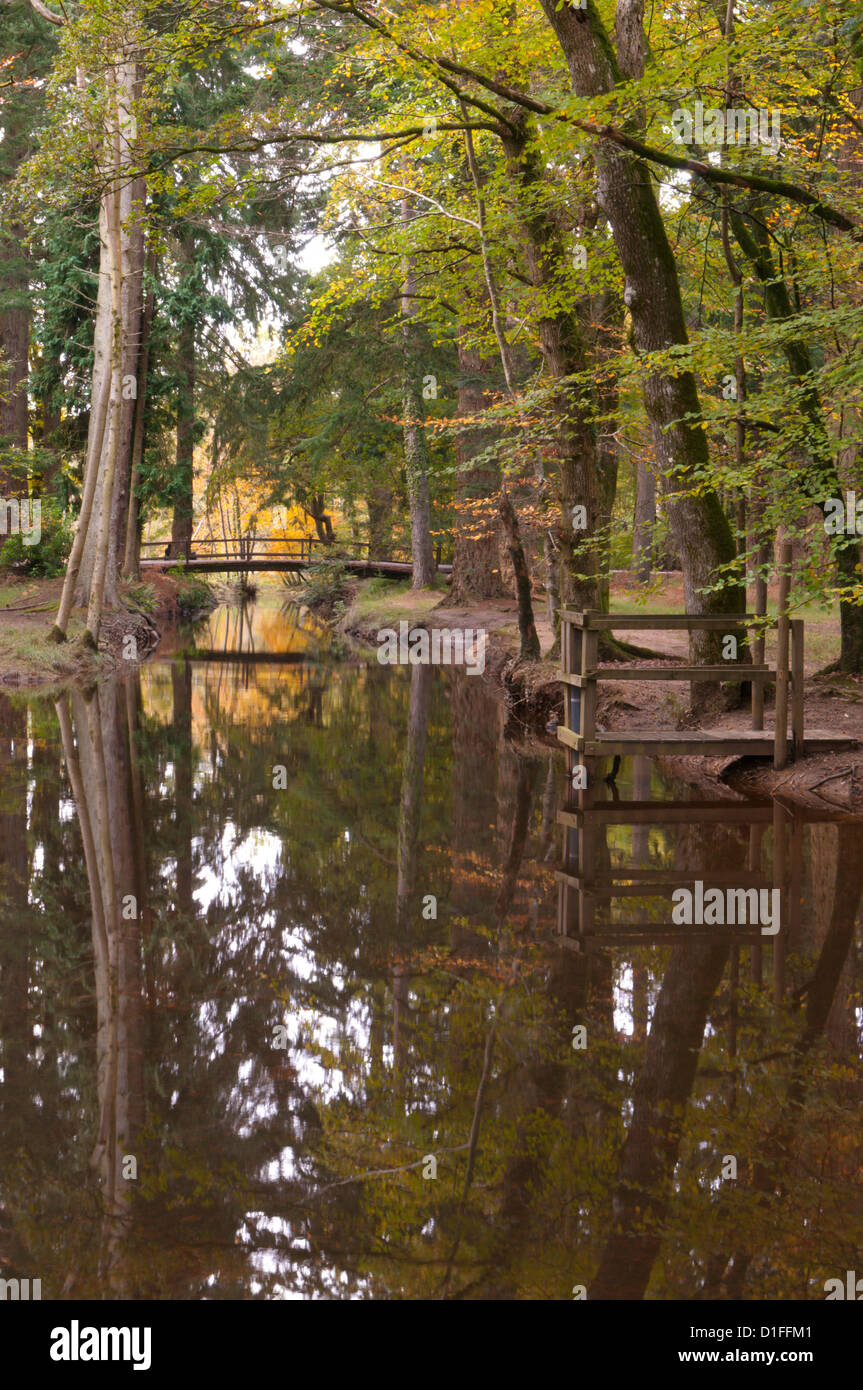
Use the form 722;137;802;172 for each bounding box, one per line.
0;569;214;690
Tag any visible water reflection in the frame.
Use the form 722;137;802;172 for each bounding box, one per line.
0;596;861;1299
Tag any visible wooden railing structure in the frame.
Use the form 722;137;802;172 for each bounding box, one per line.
556;543;855;772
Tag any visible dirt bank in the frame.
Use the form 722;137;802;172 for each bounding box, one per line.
0;570;213;691
338;576;863;814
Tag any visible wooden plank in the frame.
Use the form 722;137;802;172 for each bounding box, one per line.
561;610;762;631
556;726;584;752
555;869;771;890
557;804;774;827
580;627;598;742
791;619;804;761
562;664;771;683
577;730;857;757
571;930;765;948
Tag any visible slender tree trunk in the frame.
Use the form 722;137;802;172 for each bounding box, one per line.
501;112;601;615
0;225;29;496
462;119;541;656
0;102;30;498
123;250;156;578
400;216;435;589
632;458;655;582
54;49;144;641
367;485;392;559
499;488;540;660
83;120;124;650
451;332;506;601
538;1;743;659
169;237;196;562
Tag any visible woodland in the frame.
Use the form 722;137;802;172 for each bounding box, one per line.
0;0;861;667
2;0;863;1308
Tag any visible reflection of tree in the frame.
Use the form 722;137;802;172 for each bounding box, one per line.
0;694;31;1277
56;686;144;1297
394;662;432;1089
589;937;729;1300
714;822;863;1299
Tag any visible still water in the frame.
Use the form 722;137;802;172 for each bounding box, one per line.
0;590;861;1299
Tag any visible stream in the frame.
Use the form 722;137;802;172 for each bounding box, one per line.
0;585;860;1299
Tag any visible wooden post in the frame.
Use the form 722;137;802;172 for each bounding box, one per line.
791;619;804;761
565;618;582;737
773;540;792;770
581;614;598;745
752;542;769;730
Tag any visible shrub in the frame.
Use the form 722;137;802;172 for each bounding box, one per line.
304;554;349;615
0;499;73;578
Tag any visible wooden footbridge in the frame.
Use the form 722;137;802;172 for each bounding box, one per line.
139;535;451;580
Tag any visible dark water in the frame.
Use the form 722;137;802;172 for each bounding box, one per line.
0;592;861;1300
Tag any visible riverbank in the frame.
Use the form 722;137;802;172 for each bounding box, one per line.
0;570;214;691
338;575;863;812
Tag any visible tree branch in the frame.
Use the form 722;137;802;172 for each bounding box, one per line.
310;1;862;240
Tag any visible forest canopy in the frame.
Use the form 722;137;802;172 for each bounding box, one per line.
1;0;862;665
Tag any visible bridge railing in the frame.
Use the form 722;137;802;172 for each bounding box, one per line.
140;536;333;562
140;536;417;563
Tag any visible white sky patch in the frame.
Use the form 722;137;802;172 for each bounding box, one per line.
614;964;635;1036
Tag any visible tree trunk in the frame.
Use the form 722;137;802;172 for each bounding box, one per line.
728;202;863;672
538;1;743;659
367;485;392;558
500;488;540;660
0;98;30;498
0;225;29;496
400;245;436;589
122;251;156;578
169;236;196;562
632;458;656;582
501;113;601;615
58;51;144;639
450;333;506;601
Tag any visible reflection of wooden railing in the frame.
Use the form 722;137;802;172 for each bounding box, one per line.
555;772;812;1003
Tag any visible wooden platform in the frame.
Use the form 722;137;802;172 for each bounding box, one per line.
556;727;858;758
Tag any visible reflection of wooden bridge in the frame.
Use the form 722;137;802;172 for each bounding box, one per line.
140;535;452;579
